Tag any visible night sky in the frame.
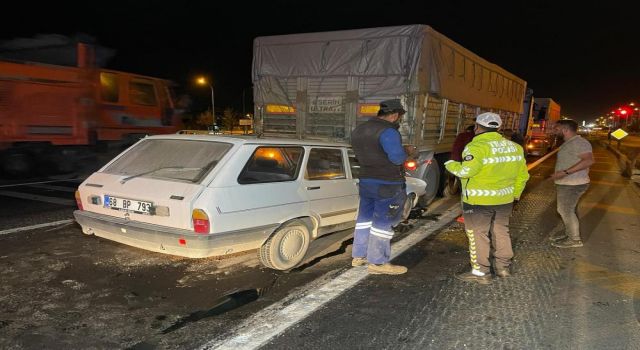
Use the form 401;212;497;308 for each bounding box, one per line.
2;1;639;122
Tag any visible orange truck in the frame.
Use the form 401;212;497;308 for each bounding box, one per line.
0;41;182;176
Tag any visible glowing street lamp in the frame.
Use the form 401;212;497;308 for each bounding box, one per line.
196;76;216;130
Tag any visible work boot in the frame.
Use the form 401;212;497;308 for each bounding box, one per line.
368;263;408;275
495;267;512;278
552;238;584;248
548;232;568;242
351;257;368;267
455;271;492;285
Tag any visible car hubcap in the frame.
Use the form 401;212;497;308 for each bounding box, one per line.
279;228;306;260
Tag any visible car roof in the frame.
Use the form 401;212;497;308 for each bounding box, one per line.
144;133;350;148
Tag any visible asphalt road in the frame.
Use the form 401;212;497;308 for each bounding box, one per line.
0;179;445;349
2;144;637;349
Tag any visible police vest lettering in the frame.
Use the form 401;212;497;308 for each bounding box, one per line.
488;141;517;155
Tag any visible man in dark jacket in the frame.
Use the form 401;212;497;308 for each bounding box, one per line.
350;99;408;275
451;124;476;161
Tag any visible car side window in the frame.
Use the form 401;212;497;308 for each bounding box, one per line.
347;149;360;179
238;146;303;184
306;148;346;180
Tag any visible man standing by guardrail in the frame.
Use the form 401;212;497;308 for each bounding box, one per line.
549;119;595;248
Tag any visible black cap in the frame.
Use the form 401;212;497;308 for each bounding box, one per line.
378;99;406;116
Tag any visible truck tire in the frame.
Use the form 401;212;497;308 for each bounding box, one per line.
259;220;311;270
443;174;461;197
2;151;34;177
417;159;441;208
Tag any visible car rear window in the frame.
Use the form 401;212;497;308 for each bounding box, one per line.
103;139;232;183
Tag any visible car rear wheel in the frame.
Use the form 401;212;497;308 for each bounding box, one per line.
259;220;311;270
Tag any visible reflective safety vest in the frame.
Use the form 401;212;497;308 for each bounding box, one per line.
445;132;530;206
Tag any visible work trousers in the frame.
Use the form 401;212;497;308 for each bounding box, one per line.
462;202;514;274
352;182;406;265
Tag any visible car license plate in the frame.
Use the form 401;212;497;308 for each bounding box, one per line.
104;195;153;214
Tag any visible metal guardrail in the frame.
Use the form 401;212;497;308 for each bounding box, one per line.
527;148;560;171
600;140;640;180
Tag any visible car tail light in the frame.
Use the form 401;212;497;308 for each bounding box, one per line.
75;190;83;210
192;209;210;234
404;160;417;171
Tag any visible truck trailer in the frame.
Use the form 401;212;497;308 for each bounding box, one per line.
252;25;527;205
525;97;561;155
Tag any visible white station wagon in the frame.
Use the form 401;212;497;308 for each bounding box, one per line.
74;134;425;270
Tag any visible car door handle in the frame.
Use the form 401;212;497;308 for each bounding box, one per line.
306;186;321;190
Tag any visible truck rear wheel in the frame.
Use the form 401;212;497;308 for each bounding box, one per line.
443;174;461;197
2;151;34;177
417;159;441;207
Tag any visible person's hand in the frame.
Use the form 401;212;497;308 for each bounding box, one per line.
404;145;418;157
550;171;567;180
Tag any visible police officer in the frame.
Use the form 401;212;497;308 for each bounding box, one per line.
445;112;530;284
351;99;409;275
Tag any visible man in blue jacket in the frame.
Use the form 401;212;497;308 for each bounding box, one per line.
350;99;409;275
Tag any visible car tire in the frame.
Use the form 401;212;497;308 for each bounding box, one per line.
259;220;311;270
402;193;416;221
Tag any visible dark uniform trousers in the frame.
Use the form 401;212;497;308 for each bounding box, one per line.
462;202;514;274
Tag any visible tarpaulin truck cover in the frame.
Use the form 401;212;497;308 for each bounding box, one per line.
253;24;526;114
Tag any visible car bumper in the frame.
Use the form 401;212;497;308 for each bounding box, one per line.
73;210;277;258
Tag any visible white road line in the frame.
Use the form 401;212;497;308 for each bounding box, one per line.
0;219;74;236
198;204;461;350
27;184;78;192
0;190;75;206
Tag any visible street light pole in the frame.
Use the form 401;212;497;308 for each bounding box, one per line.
196;76;216;131
209;83;216;130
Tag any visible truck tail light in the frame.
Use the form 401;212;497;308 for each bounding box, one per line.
404;160;417;171
192;209;210;234
75;190;83;210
